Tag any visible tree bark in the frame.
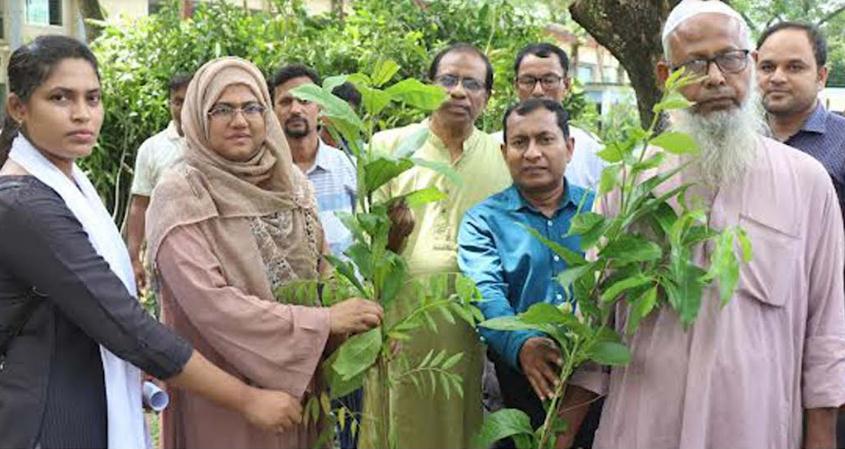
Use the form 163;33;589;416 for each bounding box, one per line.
78;0;105;42
569;0;684;128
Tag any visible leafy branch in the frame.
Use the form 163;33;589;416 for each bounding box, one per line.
281;60;481;448
474;70;754;449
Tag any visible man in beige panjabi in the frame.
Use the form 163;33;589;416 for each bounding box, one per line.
359;43;512;449
559;1;845;448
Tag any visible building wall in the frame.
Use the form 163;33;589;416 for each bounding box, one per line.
100;0;148;19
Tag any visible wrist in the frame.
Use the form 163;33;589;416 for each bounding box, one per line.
235;383;255;415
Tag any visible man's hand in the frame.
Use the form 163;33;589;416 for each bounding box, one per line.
804;407;837;449
240;387;303;432
329;298;384;335
519;337;563;401
387;201;414;253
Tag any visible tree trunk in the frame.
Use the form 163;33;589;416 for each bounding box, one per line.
78;0;105;42
569;0;683;128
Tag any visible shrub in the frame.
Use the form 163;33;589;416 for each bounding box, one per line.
88;0;590;220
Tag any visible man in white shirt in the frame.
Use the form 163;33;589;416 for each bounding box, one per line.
126;73;191;289
491;43;605;190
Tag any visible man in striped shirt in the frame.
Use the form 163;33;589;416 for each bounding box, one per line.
269;64;357;257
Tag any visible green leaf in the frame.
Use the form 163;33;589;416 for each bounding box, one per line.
325;254;367;296
345;241;373;279
653;91;692;113
665;257;707;326
480;315;553;333
363;157;414;195
384;79;447;111
587;341;631;366
326;365;366;399
701;228;748;306
402;187;447;208
393;127;431;159
650;131;699;155
520;302;568;325
598;164;621;196
569;212;605;236
568;212;607;249
632;151;666;172
596;142;625;163
600;234;663;263
379;254;407;308
335;211;367;245
473;409;535;449
626;286;658;335
371;60;401;87
332;328;382;381
737;228;753;262
600;274;653;303
410;157;463;186
290;83;363;129
323;75;349;93
523;225;586;266
346;72;372;88
442;352;463;369
358;85;393;116
557;263;593;291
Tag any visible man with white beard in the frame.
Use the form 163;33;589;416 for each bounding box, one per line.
558;1;845;448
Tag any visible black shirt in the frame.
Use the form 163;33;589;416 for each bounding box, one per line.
0;176;192;449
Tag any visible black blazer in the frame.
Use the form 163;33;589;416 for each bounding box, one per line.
0;176;192;449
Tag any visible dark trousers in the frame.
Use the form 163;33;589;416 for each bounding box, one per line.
490;352;603;449
333;388;363;449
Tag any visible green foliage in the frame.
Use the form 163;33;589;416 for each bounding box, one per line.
475;71;753;449
280;61;483;448
88;0;586;220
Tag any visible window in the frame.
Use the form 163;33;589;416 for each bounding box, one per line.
26;0;62;26
602;66;618;84
577;65;595;84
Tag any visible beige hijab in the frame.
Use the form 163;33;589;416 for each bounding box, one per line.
147;56;318;268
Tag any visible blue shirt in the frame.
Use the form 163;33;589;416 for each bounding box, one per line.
305;141;357;256
457;181;594;370
784;102;845;218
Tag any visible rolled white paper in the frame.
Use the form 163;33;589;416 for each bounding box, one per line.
142;381;169;412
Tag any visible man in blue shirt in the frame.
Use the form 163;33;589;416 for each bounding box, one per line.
757;21;845;220
457;98;595;446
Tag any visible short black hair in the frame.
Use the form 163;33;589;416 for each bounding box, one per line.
428;43;493;95
758;21;827;68
332;82;361;109
503;98;570;144
1;35;99;164
268;64;322;100
168;72;193;94
514;43;570;76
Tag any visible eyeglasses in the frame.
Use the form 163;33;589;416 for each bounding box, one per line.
672;49;750;75
207;102;266;121
434;74;486;92
516;74;564;90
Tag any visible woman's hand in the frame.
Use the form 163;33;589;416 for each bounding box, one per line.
240;387;303;432
329;298;383;335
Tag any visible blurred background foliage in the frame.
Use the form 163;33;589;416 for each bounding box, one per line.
88;0;597;222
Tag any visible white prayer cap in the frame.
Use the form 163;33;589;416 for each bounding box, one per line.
662;0;751;53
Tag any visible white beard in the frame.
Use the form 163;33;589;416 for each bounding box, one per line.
670;87;768;187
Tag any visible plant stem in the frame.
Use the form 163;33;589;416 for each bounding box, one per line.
537;338;581;449
377;356;392;448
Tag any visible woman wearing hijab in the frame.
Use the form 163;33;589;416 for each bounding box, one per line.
0;36;305;449
147;57;383;449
